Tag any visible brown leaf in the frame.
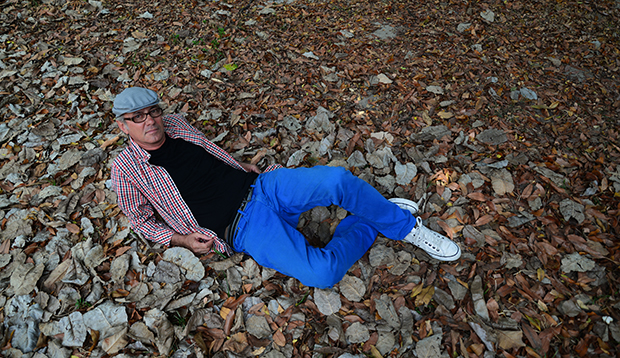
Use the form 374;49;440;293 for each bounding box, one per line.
344;315;365;324
66;223;80;234
115;246;132;257
272;329;286;347
246;303;266;318
251;149;268;165
437;110;453;119
497;330;525;350
226;294;249;310
459;337;468;358
470;343;485;356
436;220;454;239
522;323;542;351
474;214;494;227
223;308;235;336
80;190;96;205
222;332;248;353
95;189;105;204
415;286;435;306
535;241;558;256
89;330;100;352
487;298;500;322
111;289;130;298
43;259;72;289
100;135;120;150
194;332;210;353
0;238;11;254
220;306;232;320
467;192;486;201
196;327;226;340
522;183;534;199
346;132;361;156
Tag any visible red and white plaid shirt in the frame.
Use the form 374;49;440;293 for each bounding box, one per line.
111;113;281;255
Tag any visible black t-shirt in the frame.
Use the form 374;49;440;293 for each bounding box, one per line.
147;135;258;238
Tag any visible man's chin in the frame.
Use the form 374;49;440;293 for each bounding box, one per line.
145;131;164;140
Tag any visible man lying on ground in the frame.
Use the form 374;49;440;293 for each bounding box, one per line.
110;87;461;288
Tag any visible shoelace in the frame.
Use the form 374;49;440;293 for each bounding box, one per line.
410;217;441;253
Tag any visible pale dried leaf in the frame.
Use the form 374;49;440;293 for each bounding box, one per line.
83;301;129;338
101;327;128;354
10;262;44;295
162;247;205;281
339;275;366;302
374;294;400;329
491;169;514;195
559;198;585;224
314;288;342;316
497;330;525;350
110;254;130;283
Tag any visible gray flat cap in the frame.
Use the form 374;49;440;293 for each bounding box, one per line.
112;87;159;117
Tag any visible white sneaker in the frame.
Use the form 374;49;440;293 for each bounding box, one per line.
389;198;419;215
403;217;461;261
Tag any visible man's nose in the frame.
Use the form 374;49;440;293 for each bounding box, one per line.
143;113;156;124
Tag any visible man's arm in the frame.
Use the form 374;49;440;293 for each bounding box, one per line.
239;162;261;174
113;180;174;245
112;159;224;254
170;232;214;254
115;176;214;253
165;114;285;173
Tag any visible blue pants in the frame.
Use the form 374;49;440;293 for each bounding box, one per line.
232;166;416;288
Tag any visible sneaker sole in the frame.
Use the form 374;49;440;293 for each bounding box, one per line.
389;198;419;215
426;245;462;261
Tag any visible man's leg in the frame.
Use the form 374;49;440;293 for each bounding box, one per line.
253;166;417;240
233;198;377;288
256;166;461;261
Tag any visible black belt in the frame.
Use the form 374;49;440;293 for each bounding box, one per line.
224;181;256;248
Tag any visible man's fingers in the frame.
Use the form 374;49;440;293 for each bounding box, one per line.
191;235;213;254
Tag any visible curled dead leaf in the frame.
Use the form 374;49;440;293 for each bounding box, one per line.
467;192;486;201
273;329;286;347
66;223;80;234
474;214;494;227
437;111;454;119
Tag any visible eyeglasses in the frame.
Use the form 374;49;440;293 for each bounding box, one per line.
125;107;163;123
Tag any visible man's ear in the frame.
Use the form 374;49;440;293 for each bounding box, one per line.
116;119;129;135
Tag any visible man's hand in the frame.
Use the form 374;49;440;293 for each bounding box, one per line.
170;232;213;254
240;162;261;174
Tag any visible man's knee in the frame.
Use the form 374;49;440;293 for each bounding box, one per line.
318;166;354;188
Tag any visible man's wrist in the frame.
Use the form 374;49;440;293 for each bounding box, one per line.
170;233;186;247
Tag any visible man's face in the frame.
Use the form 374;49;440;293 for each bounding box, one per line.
117;106;166;151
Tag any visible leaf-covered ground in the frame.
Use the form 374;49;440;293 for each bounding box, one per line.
1;0;619;357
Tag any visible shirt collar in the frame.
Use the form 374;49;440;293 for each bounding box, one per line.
128;136;152;162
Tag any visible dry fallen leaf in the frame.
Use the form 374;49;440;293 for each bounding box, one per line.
1;1;617;357
415;286;435;307
101;328;128;354
66;223;80;234
272;329;286;347
437;111;454;119
497;330;525;350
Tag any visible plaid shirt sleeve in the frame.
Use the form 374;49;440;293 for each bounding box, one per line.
111;154;176;246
